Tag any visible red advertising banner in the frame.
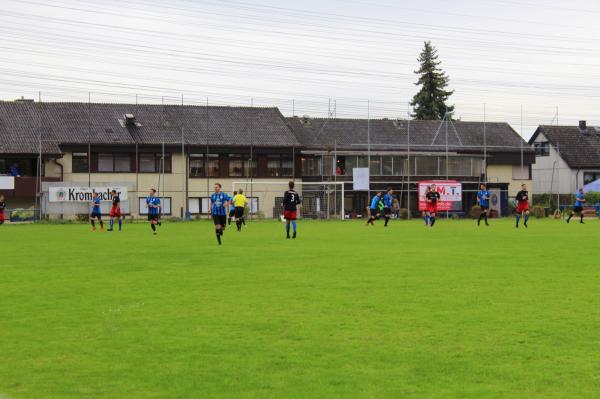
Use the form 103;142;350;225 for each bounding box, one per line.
418;180;462;211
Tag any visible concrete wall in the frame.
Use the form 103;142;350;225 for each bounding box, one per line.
43;153;299;219
487;164;532;196
531;132;577;194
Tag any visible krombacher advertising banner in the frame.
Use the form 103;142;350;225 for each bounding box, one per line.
48;187;128;202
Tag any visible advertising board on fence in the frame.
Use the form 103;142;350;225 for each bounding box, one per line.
48;187;128;202
418;180;462;211
353;168;370;191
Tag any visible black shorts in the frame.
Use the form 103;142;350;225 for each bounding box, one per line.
384;207;391;216
480;205;489;211
91;211;102;220
147;214;159;222
212;214;227;226
229;209;235;217
370;208;380;216
234;206;245;218
573;206;583;213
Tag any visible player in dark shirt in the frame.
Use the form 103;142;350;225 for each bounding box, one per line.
425;184;441;227
282;181;301;239
0;195;5;225
515;184;530;228
108;189;122;231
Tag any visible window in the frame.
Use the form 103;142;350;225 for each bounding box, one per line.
242;158;257;177
302;156;322;176
416;156;438;175
114;154;132;172
139;153;156;172
584;172;600;185
443;157;471;176
98;153;114;172
345;156;357;174
267;154;293;177
512;165;531;180
138;197;172;215
138;153;172;173
72;152;88;173
534;141;550;157
393;156;407;176
369;156;381;175
229;154;243;177
382;156;393;175
357;156;368;168
206;155;219;177
188;197;211;214
189;154;219;177
472;158;484;177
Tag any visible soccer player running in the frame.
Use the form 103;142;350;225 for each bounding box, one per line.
228;191;237;225
0;195;5;225
90;191;104;231
425;184;441;227
476;183;491;226
515;184;530;228
282;181;301;239
146;188;161;235
210;182;231;245
233;188;248;232
366;191;383;226
382;188;394;227
107;189;122;231
567;188;586;224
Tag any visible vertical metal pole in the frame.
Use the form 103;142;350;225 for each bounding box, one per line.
483;103;487;181
367;100;371;200
181;94;186;219
292;99;295;117
407;102;411;219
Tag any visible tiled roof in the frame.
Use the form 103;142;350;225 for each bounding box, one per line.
287;117;532;154
0;102;299;154
530;125;600;169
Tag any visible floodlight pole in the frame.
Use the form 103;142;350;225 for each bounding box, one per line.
407;102;411;219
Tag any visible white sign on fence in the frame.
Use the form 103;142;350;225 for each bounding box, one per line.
48;187;128;202
353;168;370;191
0;176;15;190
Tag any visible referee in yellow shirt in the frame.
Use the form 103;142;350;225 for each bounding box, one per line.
232;189;248;231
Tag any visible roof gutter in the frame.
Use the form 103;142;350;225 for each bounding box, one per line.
52;157;64;181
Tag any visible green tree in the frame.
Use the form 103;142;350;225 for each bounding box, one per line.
410;41;454;120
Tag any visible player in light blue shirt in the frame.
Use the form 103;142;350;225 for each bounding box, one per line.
567;188;586;224
366;191;382;226
476;184;491;226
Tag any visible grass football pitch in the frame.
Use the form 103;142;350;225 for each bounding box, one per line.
1;218;599;398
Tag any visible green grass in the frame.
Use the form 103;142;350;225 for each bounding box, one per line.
1;218;600;398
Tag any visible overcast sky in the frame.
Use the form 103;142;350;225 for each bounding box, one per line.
2;0;600;138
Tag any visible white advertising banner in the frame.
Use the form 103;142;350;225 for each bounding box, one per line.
48;187;128;202
0;176;15;190
353;168;370;191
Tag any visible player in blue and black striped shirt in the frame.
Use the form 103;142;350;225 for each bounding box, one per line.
210;182;231;245
382;188;394;227
476;184;491;226
90;192;104;231
146;188;161;235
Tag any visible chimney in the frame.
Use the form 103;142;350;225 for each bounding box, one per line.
579;120;587;131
